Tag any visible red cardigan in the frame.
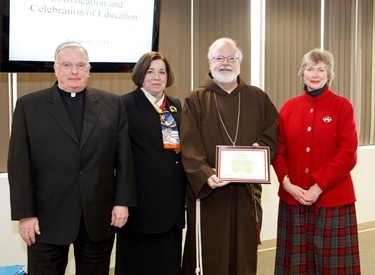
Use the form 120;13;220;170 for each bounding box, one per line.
273;87;358;207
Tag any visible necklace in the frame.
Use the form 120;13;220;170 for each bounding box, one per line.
214;92;241;146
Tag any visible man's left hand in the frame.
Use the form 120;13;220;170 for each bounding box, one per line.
111;206;129;228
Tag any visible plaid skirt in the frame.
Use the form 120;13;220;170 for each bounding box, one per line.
274;200;361;275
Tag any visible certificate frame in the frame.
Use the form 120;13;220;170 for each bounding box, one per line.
215;145;271;183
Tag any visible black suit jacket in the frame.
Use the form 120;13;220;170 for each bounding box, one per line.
121;88;185;234
8;83;136;245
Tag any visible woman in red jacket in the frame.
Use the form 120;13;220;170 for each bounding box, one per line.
273;48;361;274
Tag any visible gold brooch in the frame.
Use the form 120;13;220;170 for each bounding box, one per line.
169;105;178;113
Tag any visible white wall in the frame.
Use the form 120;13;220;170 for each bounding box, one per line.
1;145;374;273
0;173;115;274
0;174;27;269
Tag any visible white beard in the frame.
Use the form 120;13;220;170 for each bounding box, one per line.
211;66;239;83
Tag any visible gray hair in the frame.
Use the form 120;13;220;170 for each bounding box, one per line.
207;37;243;62
298;48;335;86
54;41;89;63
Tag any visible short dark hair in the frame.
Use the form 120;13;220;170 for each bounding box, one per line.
132;52;175;87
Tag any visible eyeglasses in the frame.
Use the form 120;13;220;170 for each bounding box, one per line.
211;55;239;63
57;62;89;71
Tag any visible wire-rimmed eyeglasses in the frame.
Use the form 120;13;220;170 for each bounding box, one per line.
56;62;90;71
210;55;239;63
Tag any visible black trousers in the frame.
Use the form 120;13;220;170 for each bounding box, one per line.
27;219;115;275
115;225;182;275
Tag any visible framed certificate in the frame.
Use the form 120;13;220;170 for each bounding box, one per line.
216;146;271;183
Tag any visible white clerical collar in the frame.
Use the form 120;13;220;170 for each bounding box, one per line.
141;88;165;107
57;84;79;97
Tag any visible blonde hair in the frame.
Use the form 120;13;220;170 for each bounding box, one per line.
298;48;334;86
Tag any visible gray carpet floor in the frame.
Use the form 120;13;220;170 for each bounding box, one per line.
109;222;375;274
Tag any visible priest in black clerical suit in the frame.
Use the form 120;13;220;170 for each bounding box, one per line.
8;42;136;275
